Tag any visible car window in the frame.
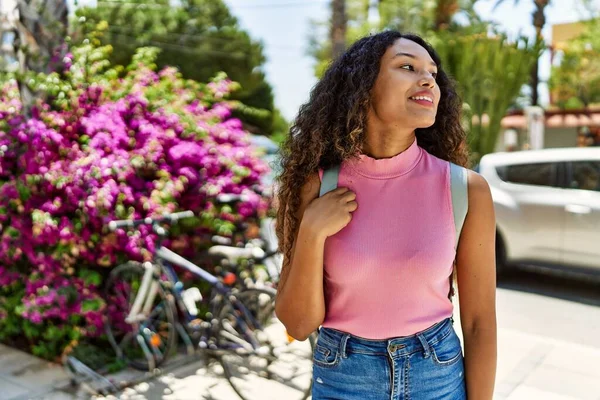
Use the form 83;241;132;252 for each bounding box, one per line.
496;162;558;187
569;161;600;192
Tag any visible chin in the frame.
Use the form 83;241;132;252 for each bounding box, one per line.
414;115;437;129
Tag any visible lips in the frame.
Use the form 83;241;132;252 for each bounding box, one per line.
408;91;434;103
408;91;434;107
409;96;433;103
409;97;434;107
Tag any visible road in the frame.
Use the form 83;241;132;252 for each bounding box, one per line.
496;266;600;349
93;267;600;400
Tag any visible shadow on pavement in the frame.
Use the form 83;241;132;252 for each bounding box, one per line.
497;265;600;307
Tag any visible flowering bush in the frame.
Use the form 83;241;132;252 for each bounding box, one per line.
0;38;270;361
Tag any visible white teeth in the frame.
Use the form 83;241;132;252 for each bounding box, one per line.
410;96;433;103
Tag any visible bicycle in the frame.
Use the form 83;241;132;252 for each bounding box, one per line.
103;210;314;400
208;191;283;288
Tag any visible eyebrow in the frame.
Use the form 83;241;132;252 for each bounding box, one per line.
393;52;437;68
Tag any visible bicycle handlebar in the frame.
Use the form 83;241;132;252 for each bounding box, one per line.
108;210;195;231
215;193;250;205
215;186;271;205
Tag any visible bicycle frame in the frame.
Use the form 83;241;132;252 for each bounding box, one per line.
124;243;265;351
125;262;160;324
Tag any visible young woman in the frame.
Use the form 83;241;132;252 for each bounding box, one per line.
274;31;497;399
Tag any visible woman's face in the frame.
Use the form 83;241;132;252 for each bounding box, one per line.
369;38;441;129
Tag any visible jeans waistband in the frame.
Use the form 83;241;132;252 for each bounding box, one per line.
317;317;454;358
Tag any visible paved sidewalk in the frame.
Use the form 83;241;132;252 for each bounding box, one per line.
101;324;600;400
455;294;600;400
3;319;600;399
490;328;600;400
0;344;73;400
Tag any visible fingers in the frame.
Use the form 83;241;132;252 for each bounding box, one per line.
342;191;356;202
329;187;350;195
329;187;356;201
325;187;357;211
346;200;358;212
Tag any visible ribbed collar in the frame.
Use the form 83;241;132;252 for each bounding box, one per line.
348;137;422;179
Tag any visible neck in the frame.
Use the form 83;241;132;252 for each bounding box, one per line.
362;126;416;159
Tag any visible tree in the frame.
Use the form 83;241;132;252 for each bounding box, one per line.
431;32;541;162
549;19;600;109
309;0;428;77
331;0;348;59
434;0;460;30
13;0;69;116
73;0;278;135
15;0;68;73
432;0;486;32
377;0;437;34
310;0;487;77
491;0;550;106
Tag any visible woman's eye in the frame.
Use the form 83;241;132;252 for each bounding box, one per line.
400;64;438;79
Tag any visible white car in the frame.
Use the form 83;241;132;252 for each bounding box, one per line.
477;147;600;276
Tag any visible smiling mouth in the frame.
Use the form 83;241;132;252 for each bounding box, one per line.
409;96;434;107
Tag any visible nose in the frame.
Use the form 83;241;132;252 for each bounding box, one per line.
418;72;436;88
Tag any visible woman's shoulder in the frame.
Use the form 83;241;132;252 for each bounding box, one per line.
466;170;491;197
300;171;322;203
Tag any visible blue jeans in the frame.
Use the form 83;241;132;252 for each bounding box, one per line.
312;318;466;400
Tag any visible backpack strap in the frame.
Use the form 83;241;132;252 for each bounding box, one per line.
449;162;469;250
448;162;469;300
320;163;469;244
319;165;340;197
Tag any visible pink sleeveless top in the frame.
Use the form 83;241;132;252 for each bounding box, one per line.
320;138;455;339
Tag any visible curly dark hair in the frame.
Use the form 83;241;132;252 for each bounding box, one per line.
275;30;469;267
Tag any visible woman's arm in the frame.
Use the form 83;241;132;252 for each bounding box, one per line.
275;172;358;341
456;170;498;399
275;172;326;341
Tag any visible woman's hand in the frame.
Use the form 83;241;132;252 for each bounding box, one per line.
301;187;357;238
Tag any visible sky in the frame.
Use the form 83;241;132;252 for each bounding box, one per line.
224;0;600;121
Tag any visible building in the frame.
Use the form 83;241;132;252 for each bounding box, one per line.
495;20;600;152
499;107;600;150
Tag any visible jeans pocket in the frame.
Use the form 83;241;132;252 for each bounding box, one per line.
313;338;340;368
431;330;463;366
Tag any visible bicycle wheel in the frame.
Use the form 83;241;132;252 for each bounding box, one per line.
217;288;315;400
104;261;177;371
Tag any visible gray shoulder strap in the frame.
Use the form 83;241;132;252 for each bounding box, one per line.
319;165;340;197
319;163;467;249
450;162;469;249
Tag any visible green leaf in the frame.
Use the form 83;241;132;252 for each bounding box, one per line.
43;325;66;341
79;269;102;286
16;180;31;202
23;321;42;340
81;298;102;313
